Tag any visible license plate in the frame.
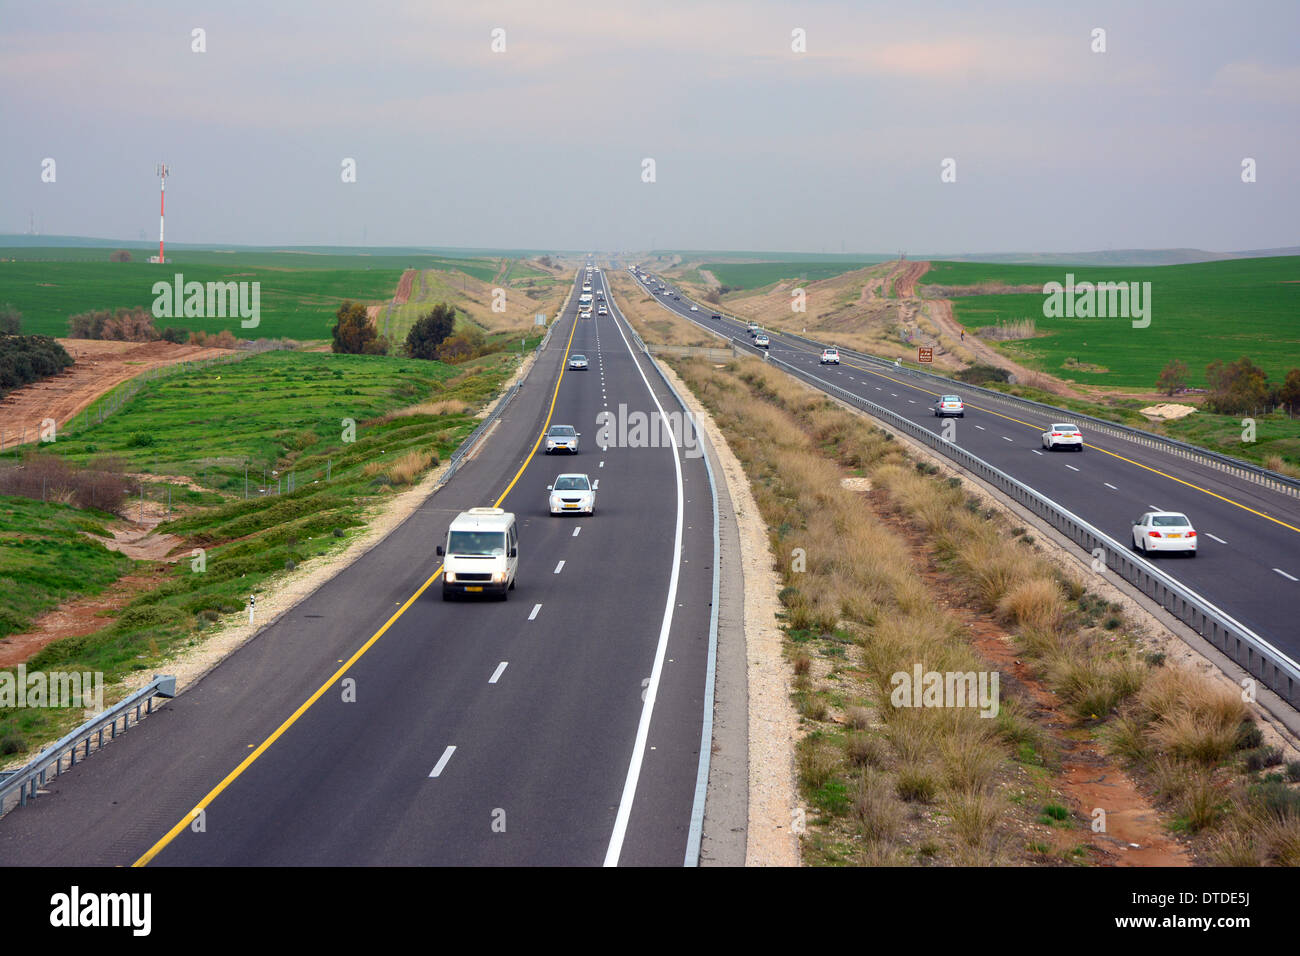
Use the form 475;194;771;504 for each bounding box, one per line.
564;504;579;509
1167;533;1182;539
466;586;483;592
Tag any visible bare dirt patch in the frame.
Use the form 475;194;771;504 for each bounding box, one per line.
0;339;230;447
0;570;168;668
1140;403;1197;422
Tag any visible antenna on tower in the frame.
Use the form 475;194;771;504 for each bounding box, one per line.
153;163;169;264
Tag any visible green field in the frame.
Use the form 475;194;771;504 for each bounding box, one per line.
926;257;1300;388
703;260;883;291
0;497;131;640
0;347;519;754
0;247;506;340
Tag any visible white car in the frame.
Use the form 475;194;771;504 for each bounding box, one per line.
598;306;608;315
934;395;964;418
568;354;589;370
579;310;592;319
1132;512;1197;556
1042;423;1083;451
690;305;699;311
820;348;840;365
545;424;579;454
548;473;595;515
755;334;770;348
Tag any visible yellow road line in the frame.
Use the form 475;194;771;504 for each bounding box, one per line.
133;308;581;867
821;352;1300;536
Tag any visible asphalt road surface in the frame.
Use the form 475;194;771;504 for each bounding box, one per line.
0;267;717;867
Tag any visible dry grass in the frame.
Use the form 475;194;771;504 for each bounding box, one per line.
1138;668;1246;764
996;577;1065;631
362;447;438;486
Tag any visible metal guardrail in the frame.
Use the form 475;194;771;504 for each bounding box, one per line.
749;348;1300;707
0;675;177;817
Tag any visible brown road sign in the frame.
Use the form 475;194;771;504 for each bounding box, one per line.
918;346;933;363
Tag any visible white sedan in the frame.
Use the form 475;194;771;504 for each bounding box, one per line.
1132;512;1197;556
548;473;595;515
755;334;770;348
568;354;589;370
690;305;699;311
1042;423;1083;451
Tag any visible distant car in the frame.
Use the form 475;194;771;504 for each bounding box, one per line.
545;424;579;454
673;295;680;300
1042;423;1083;451
579;310;592;319
712;313;722;321
582;284;591;292
934;395;964;417
598;306;608;315
820;348;840;365
747;322;758;334
1132;512;1197;556
548;473;595;516
690;305;699;311
755;333;770;348
569;354;589;370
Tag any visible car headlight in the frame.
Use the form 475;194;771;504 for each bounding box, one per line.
444;572;456;583
491;571;507;583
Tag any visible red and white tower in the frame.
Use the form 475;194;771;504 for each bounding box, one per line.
154;163;169;263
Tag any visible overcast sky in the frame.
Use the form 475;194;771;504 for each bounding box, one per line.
3;0;1297;254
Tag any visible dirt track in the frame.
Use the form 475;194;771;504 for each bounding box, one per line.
0;339;231;448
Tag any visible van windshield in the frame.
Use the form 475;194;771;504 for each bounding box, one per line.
448;531;507;556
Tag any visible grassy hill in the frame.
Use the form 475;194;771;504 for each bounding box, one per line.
925;257;1300;388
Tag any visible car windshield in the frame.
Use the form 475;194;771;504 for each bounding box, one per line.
554;476;589;491
447;530;507;556
549;426;576;438
572;355;586;361
1151;514;1190;527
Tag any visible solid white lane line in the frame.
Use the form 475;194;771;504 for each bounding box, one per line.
489;662;508;684
528;603;542;620
1275;569;1298;582
602;288;687;868
1204;532;1226;544
572;527;581;537
554;560;565;574
1104;482;1118;490
429;746;456;778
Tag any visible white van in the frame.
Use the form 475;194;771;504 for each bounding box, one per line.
436;507;518;600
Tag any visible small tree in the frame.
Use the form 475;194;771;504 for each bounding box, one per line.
1155;358;1188;396
331;301;379;355
404;303;458;360
1205;356;1271;415
110;249;133;262
0;303;21;334
1279;368;1300;415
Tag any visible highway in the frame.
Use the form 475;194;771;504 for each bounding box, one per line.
625;268;1300;669
0;267;718;866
